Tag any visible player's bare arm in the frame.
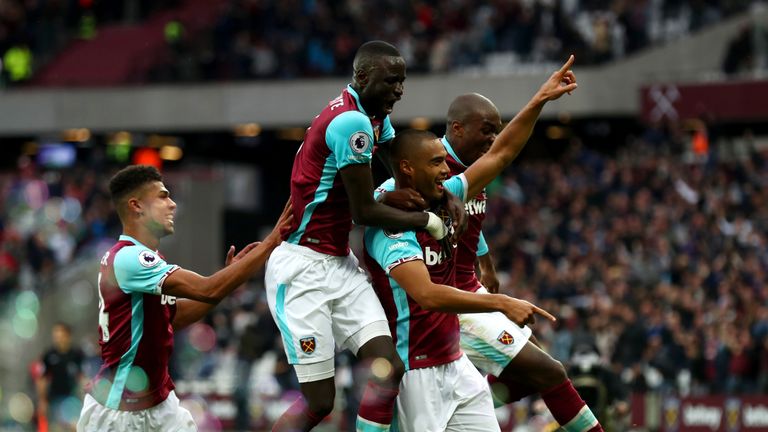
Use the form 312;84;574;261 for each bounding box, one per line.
164;201;292;308
463;55;578;200
389;260;555;326
171;241;258;331
477;252;500;294
341;163;447;238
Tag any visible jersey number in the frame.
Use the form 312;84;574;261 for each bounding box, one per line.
97;272;110;342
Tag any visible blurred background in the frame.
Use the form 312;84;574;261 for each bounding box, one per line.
1;0;768;431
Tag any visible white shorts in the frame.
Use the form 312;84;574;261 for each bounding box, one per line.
265;242;390;382
77;391;195;432
459;287;533;377
396;354;500;432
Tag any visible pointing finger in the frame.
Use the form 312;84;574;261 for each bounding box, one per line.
558;54;575;75
534;305;557;322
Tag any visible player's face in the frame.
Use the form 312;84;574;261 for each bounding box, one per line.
360;56;406;119
458;109;502;164
410;138;450;203
140;181;177;238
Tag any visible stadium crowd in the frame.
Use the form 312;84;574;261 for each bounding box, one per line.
0;0;752;85
0;157;118;298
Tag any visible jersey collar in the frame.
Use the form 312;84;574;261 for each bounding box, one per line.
346;84;368;116
119;234;154;251
441;136;466;168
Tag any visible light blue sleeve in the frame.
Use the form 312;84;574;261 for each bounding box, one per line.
326;111;374;169
477;231;489;257
379;116;395;144
364;227;423;275
113;246;179;295
373;177;396;199
442;173;468;202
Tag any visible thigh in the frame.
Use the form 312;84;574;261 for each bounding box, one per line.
446;356;501;432
397;366;452;432
330;253;390;353
149;392;197;432
266;246;335;365
459;309;532;377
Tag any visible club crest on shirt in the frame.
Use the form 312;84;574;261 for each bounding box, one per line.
300;336;316;354
349;132;371;154
497;330;514;345
138;250;161;268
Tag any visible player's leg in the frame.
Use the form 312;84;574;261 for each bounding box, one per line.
395;361;452;432
272;378;336;432
444;355;501;432
495;342;603;432
265;244;339;431
333;253;404;432
459;290;603;431
354;336;405;431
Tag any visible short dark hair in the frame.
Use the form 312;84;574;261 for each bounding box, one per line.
353;40;402;72
109;165;163;206
389;129;438;173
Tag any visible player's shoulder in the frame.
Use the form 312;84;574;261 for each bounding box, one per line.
365;226;419;254
327;109;372;132
113;244;164;273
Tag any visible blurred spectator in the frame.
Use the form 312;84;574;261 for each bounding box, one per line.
34;322;85;431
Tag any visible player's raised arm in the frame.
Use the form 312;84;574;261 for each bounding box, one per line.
463;55;578;200
162;201;292;305
389;260;554;327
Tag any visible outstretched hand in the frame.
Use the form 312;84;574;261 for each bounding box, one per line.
265;198;293;244
225;242;261;267
537;55;578;101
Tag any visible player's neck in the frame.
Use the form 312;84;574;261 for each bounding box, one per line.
123;224;160;250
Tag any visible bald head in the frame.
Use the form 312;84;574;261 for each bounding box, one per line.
389;129;439;171
445;93;502;165
446;93;498;126
353;40;402;74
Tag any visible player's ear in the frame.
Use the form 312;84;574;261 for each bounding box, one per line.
451;120;463;138
400;159;413;176
354;68;368;88
127;196;143;216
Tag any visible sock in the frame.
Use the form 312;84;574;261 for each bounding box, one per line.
540;380;603;432
272;397;326;432
487;374;537;405
356;380;399;431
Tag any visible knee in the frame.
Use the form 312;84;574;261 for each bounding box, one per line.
543;359;568;387
389;355;405;383
306;392;335;418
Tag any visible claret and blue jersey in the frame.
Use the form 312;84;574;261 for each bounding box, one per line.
282;85;395;256
90;235;178;411
376;136;489;292
363;173;469;370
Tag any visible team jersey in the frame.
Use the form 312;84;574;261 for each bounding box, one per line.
283;85;395;256
375;136;487;292
364;174;467;370
90;235;179;411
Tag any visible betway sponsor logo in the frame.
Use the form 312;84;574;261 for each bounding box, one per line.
464;199;486;216
744;404;768;427
682;404;721;429
425;246;447;266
